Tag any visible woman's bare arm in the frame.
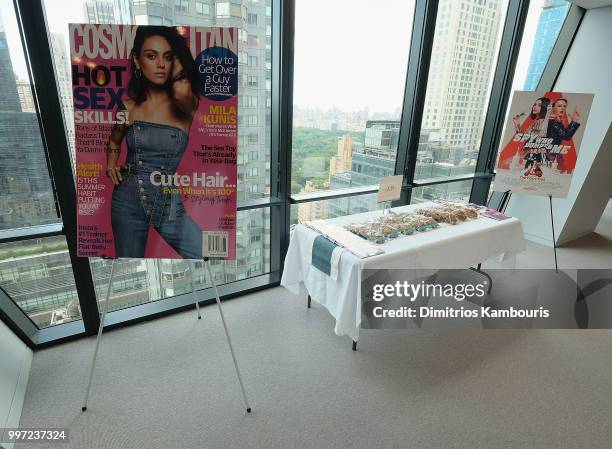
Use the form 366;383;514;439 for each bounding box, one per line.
106;104;129;185
171;57;198;116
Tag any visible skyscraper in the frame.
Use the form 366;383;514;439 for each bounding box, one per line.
422;0;503;151
0;13;57;231
84;0;134;24
328;121;399;217
15;80;35;112
523;0;571;90
49;34;76;166
329;135;352;179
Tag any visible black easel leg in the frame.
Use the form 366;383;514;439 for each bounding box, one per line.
549;195;558;273
470;266;492;294
307;294;311;308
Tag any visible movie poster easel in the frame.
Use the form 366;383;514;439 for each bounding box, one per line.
493;90;594;272
71;24;250;413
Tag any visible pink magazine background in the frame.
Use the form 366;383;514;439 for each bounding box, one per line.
73;25;237;260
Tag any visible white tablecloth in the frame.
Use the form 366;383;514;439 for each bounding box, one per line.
280;203;527;341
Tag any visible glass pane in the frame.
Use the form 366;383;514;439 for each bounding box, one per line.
44;0;272;201
415;0;509;182
0;236;81;328
90;208;270;312
412;180;474;204
0;0;60;230
513;0;571;92
291;0;415;196
291;193;382;226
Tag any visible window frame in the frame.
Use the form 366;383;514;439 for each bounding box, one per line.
2;0;585;348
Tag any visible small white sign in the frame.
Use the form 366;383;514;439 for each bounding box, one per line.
377;175;403;203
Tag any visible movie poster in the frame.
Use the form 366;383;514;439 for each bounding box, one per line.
494;91;593;198
71;24;238;259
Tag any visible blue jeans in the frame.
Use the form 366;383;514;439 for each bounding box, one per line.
111;120;202;259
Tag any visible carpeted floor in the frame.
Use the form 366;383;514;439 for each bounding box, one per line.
17;287;612;449
16;202;612;449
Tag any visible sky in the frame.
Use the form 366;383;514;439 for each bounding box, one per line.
1;0;544;113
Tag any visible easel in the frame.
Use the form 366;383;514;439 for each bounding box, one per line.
500;191;558;272
549;195;559;273
81;257;252;413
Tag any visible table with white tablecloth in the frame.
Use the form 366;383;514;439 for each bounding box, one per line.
280;202;527;342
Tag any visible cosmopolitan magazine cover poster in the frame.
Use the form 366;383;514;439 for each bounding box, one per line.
71;24;238;259
494;90;593;198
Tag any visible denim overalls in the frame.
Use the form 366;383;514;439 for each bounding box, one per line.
111;120;202;259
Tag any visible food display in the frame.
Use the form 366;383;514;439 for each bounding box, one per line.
344;201;482;244
344;213;439;244
417;200;480;225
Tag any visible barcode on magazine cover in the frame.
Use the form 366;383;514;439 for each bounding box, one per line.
203;232;228;257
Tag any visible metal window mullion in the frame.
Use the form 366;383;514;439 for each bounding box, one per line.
394;0;439;207
273;0;294;275
469;0;531;205
13;0;100;336
269;0;284;273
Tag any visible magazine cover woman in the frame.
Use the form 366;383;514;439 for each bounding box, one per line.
105;26;203;258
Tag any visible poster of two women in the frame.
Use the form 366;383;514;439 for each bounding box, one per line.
494;90;593;198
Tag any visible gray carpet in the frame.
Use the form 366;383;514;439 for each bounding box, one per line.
17;202;612;449
17;285;612;449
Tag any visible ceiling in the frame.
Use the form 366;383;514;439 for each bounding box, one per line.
571;0;612;9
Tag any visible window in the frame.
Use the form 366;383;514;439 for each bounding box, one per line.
0;3;79;328
412;180;473;204
242;96;258;108
247;34;259;47
175;0;189;13
414;0;509;182
511;0;571;92
291;0;415;213
247;12;257;25
291;193;384;226
196;1;210;15
0;236;80;328
216;2;230;17
39;0;273;325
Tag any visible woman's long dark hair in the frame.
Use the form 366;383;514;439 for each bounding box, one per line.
127;26;199;105
530;97;550;120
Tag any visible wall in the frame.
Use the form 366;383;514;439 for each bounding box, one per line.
0;320;32;449
506;6;612;246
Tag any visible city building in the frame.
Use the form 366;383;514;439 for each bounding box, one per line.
329;121;399;216
84;0;134;23
329;135;352;180
49;34;76;167
297;180;328;223
422;0;503;151
523;0;571;90
15;80;35;112
0;17;57;232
